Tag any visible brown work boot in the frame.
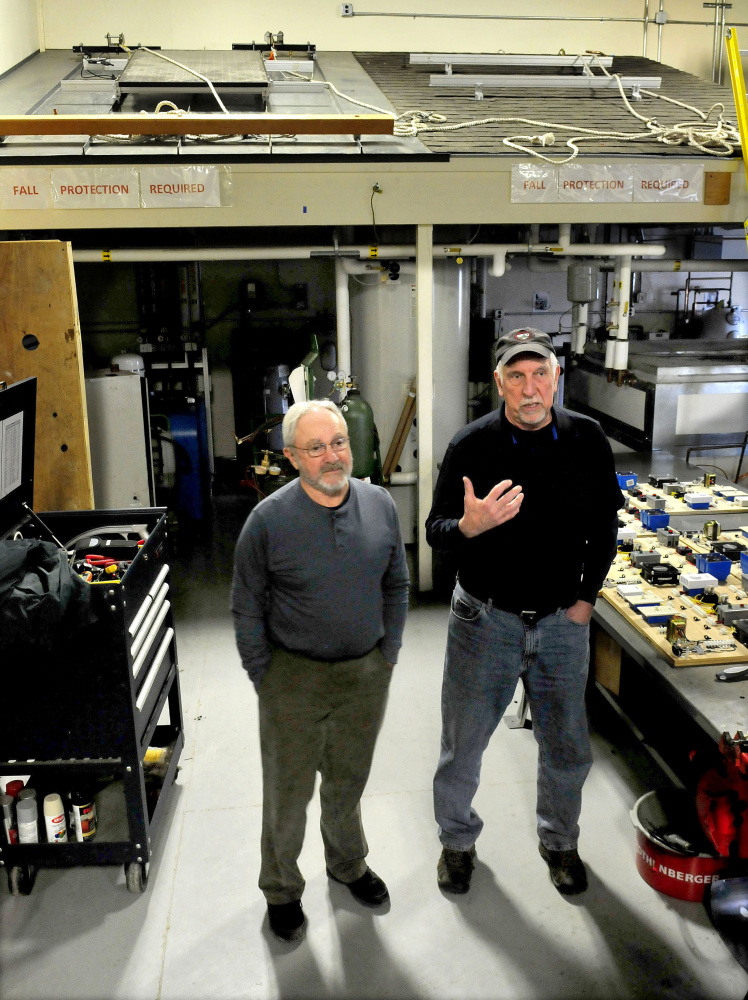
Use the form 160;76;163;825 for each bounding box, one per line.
538;841;588;896
437;846;476;894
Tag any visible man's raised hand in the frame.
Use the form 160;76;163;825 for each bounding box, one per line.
458;477;523;539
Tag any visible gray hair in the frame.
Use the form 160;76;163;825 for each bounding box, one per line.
282;399;346;448
496;350;559;385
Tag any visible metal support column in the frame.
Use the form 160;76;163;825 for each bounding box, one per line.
416;224;434;592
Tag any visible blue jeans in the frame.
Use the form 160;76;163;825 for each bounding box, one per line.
434;582;593;853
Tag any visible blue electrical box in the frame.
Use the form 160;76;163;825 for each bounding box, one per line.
696;552;732;581
641;510;670;530
617;471;638;489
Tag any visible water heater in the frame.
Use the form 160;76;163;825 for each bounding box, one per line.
349;260;470;540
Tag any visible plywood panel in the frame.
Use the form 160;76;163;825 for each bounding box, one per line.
0;240;93;510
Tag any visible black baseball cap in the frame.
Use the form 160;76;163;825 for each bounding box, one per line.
495;329;556;367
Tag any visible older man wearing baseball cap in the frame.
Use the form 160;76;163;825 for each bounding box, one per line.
426;328;624;898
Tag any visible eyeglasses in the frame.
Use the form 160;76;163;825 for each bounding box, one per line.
291;436;350;458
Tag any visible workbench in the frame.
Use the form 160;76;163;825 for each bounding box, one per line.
591;450;748;776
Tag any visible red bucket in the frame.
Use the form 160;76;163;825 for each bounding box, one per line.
631;790;727;902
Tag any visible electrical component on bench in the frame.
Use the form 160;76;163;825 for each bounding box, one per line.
656;526;681;548
716;606;748;626
680;572;719;596
640;505;669;531
640;604;678;626
649;474;677;490
684;492;713;510
695;552;732;581
673;638;738;658
616;471;638;490
712;540;747;559
617;525;638;551
631;550;662;568
642;562;680;586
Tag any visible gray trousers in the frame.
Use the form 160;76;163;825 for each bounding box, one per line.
258;645;392;905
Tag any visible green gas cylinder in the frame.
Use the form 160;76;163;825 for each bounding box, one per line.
342;384;377;479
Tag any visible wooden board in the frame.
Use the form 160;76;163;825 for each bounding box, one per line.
0;241;93;511
624;482;748;519
0;114;394;137
602;540;748;666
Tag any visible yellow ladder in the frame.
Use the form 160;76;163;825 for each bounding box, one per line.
726;27;748;248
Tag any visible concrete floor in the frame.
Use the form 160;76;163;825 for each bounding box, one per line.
1;496;747;1000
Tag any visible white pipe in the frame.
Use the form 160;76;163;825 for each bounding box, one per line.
390;471;417;486
634;258;748;272
572;302;589;355
416;225;434;593
489;251;506;277
604;338;617;370
614;254;632;373
72;247;319;262
432;242;666;259
341;259;416;275
571;302;580;349
531;257;748;274
335;257;351;389
71;242;668;265
606;257;621;371
558;224;571;251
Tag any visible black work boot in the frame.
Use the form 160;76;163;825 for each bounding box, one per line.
538;841;588;896
267;900;307;942
437;846;476;894
327;867;390;907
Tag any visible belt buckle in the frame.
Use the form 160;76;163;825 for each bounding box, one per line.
520;610;538;628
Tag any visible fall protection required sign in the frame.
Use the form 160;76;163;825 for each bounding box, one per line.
512;163;704;203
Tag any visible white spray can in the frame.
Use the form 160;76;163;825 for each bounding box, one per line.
43;793;67;843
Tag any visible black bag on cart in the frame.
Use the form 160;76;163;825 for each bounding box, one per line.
0;538;97;656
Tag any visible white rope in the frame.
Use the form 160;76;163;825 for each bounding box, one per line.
93;49;253;143
140;46;230;115
389;52;740;161
91;49;741;160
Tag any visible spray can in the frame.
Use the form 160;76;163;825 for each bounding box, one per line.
1;793;18;845
16;798;39;844
43;793;68;843
70;788;97;842
5;779;24;800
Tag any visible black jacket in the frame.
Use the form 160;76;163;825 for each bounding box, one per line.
426;405;624;612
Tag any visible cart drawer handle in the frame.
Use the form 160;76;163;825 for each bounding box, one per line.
132;601;171;681
130;582;169;658
128;563;170;637
136;628;174;712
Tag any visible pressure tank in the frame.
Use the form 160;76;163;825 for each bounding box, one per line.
349;259;470;541
342;382;377;478
699;303;748;340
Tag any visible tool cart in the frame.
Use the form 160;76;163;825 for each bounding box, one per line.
0;377;184;894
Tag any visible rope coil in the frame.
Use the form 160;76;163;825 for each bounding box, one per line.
92;49;741;160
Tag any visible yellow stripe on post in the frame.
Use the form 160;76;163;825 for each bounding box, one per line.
725;28;748;253
726;28;748;183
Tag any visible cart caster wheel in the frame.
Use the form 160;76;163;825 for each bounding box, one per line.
125;861;149;893
8;864;35;896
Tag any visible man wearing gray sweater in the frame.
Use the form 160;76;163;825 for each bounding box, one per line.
231;399;409;943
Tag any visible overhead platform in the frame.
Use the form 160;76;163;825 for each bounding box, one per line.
117;49;269;96
355;53;739;158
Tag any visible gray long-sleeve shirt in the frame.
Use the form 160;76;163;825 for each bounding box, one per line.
231;477;410;688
